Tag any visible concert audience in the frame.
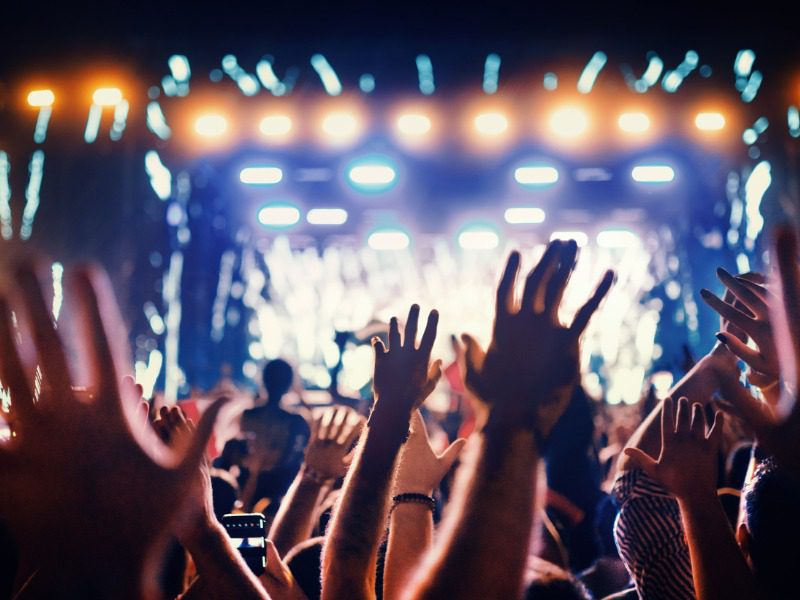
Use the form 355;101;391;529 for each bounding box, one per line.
1;229;800;600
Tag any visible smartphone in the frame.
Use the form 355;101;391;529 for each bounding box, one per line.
220;513;267;576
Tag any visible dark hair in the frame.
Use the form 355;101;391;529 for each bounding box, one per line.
262;359;293;402
524;574;592;600
743;457;800;600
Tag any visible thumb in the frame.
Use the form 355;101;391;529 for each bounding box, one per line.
179;397;228;472
263;540;290;584
438;438;467;472
623;447;659;479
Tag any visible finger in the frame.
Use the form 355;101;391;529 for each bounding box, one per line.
419;309;439;355
735;276;771;302
570;270;614;334
700;289;757;331
309;414;322;442
371;336;387;359
676;397;691;433
716;332;771;375
623;447;659;479
319;407;336;441
343;415;365;448
716;376;773;437
263;539;294;587
331;407;349;444
419;360;443;402
521;241;561;311
544;240;579;318
661;397;675;440
178;397;227;471
708;411;725;448
0;297;35;420
404;304;421;349
438;438;466;472
496;251;521;316
71;267;128;416
690;402;706;438
15;264;72;396
717;268;768;317
388;317;401;351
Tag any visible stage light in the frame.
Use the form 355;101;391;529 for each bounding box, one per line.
504;207;546;224
631;165;675;183
27;89;55;107
194;114;228;138
307;208;348;225
474;112;509;136
93;87;123;106
597;229;640;248
549;106;589;139
458;228;500;250
397;113;432;136
346;156;398;193
257;203;300;228
695;112;726;131
240;167;283;185
368;229;410;251
259;115;293;137
322;112;361;144
514;166;559;186
550;231;588;247
618;112;651;133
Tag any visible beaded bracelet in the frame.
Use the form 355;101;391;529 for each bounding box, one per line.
391;493;436;514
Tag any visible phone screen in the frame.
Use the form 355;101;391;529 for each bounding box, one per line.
221;513;267;575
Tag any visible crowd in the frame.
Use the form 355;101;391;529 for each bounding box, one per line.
1;230;800;600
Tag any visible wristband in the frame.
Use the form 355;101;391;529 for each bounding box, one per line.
391;493;436;514
301;465;336;486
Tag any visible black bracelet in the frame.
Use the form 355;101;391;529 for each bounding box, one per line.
391;493;436;513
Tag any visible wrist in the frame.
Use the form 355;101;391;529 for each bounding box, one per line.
181;517;227;554
300;464;336;486
676;488;720;510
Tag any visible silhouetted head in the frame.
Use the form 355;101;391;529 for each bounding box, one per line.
740;457;800;600
262;358;293;403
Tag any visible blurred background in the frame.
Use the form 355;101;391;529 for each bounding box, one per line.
0;0;798;409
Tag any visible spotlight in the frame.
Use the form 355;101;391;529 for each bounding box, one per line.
27;89;55;107
695;112;726;131
257;203;300;228
474;112;509;136
504;207;546;224
514;166;559;186
549;106;589;139
368;229;410;251
397;113;432;136
631;165;675;183
346;156;398;193
618;112;651;133
307;208;348;225
259;115;293;137
550;231;588;247
93;87;123;106
194;114;228;138
458;228;499;250
597;229;640;248
240;167;283;185
322;112;361;144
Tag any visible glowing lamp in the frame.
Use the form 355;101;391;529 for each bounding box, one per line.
27;89;55;107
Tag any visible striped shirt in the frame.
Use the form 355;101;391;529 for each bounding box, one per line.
613;470;695;599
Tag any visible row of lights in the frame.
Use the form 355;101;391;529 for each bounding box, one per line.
27;87;124;107
240;159;677;193
194;107;727;145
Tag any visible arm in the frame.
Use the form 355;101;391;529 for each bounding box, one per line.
625;397;757;600
321;305;441;600
410;241;614;600
269;406;363;556
383;411;464;600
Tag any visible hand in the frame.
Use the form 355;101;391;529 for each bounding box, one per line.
395;411;465;495
0;264;224;588
370;304;440;430
460;240;614;438
304;405;364;481
701;269;779;387
713;228;800;478
259;540;309;600
624;397;724;502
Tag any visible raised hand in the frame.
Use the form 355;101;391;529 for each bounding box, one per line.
0;263;224;596
370;304;440;432
624;397;724;501
713;228;800;479
394;411;465;495
461;240;613;439
701;269;779;388
304;405;364;482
